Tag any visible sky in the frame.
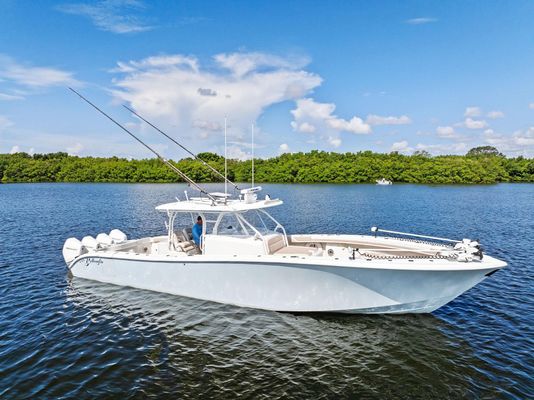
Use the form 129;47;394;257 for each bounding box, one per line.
0;0;533;160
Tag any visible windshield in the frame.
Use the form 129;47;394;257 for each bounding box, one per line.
213;213;249;236
172;209;285;239
240;210;280;235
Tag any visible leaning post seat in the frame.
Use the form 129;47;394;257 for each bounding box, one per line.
182;227;193;241
176;240;200;255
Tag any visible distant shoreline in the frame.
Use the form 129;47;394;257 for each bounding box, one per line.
3;181;533;186
1;150;533;184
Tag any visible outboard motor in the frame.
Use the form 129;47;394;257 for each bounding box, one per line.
62;238;86;264
109;229;127;243
96;233;113;246
81;235;100;251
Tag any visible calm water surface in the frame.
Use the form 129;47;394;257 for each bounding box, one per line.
0;183;532;399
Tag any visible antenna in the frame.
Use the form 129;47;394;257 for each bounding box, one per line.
251;122;254;188
122;105;240;191
69;88;216;203
224;116;228;198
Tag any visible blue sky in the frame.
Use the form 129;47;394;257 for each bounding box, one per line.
1;0;533;159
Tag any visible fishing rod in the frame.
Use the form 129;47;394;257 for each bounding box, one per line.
122;104;241;191
68;87;217;203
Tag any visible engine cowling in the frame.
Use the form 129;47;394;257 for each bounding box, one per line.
62;237;85;264
109;229;127;243
96;233;113;246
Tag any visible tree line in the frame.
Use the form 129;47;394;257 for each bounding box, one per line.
1;146;533;184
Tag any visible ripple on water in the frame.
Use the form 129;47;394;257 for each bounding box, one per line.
0;183;532;399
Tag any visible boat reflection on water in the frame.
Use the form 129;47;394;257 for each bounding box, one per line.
65;277;496;398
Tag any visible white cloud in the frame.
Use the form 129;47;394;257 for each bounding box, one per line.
228;140;266;150
529;103;534;110
327;136;341;148
0;92;24;101
291;98;335;120
326;116;370;134
487;110;504;119
111;52;322;148
290;98;371;135
56;0;153;34
390;140;412;153
290;121;316;133
113;55;199;73
66;142;84;155
214;52;310;78
366;114;412;125
278;143;290;154
405;17;437;25
0;115;14;131
192;120;222;132
484;127;534;156
415;142;468;155
0;55;79;88
226;145;248;160
515;127;534;146
464;118;488;130
2;129;165;158
464;106;481;117
436;126;457;138
197;88;217;97
9;145;20;154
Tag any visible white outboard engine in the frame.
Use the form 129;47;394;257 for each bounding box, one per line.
96;233;113;246
81;235;100;251
62;238;86;264
109;229;127;243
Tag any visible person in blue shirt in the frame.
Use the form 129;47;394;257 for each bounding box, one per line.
192;216;203;246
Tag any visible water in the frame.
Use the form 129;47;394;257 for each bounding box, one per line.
0;183;532;399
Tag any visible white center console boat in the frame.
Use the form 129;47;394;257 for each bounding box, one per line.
64;89;506;314
63;186;506;314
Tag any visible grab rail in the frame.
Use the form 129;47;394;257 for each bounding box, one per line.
371;227;461;243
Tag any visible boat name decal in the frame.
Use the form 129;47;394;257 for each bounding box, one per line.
84;257;104;266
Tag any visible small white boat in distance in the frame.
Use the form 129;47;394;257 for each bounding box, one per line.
376;178;393;185
63;186;506;314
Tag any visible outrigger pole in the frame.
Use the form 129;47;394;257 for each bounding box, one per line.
69;88;217;203
122;105;240;191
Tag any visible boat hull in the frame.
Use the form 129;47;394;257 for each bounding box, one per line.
68;254;504;314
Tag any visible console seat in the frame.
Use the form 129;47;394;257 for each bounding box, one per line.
267;234;320;256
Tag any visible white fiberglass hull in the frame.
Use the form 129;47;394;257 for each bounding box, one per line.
68;253;505;314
